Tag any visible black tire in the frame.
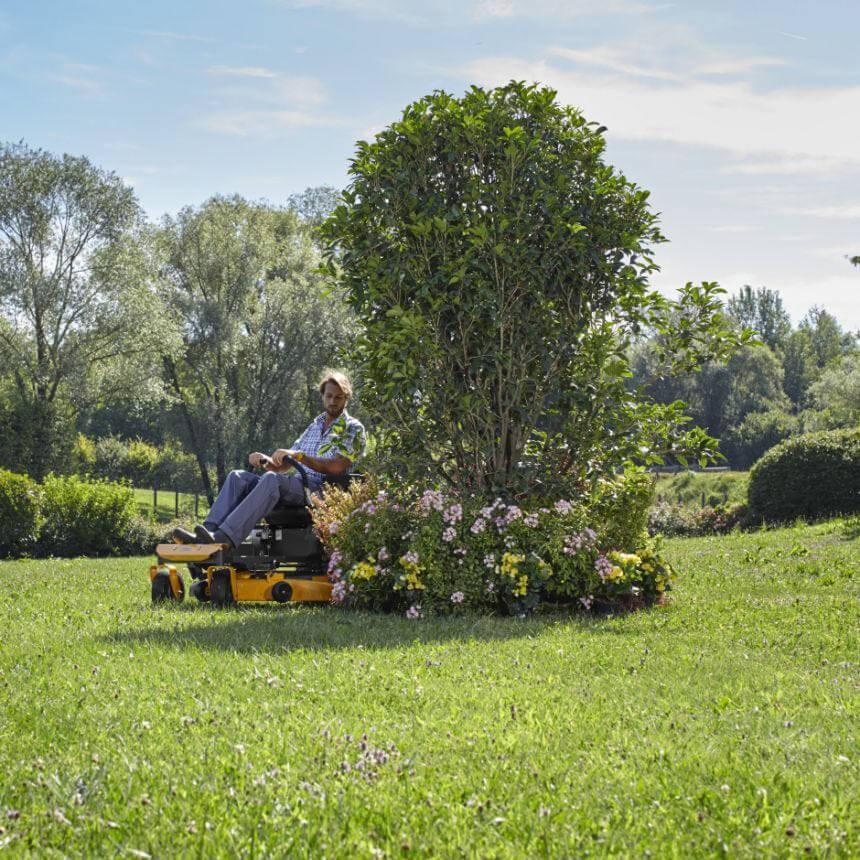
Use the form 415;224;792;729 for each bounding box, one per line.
151;571;184;604
210;569;234;608
190;579;210;603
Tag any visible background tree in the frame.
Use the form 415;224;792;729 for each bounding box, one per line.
806;352;860;429
726;285;791;352
322;82;748;494
157;195;355;500
0;141;173;476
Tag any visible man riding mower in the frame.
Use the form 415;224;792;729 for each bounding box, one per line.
150;371;365;607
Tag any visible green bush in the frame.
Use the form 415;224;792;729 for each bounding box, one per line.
39;475;139;557
0;470;42;557
748;428;860;522
313;472;673;617
86;434;203;492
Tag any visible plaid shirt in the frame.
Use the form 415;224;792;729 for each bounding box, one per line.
293;410;366;488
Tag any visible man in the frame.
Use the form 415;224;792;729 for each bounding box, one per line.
173;370;365;548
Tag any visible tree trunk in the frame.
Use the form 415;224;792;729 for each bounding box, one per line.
164;358;215;504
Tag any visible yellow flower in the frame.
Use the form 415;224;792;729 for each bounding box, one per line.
500;552;525;579
515;574;529;597
351;561;376;581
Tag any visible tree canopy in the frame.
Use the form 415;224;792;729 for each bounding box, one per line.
322;82;747;494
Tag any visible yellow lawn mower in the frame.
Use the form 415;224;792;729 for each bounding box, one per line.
149;456;357;608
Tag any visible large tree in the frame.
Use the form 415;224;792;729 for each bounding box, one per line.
726;285;791;352
322;82;747;494
0;142;172;476
157;195;355;500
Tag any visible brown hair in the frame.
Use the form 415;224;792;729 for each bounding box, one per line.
318;369;353;400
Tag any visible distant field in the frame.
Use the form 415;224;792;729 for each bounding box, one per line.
133;487;209;523
1;519;856;856
655;470;748;507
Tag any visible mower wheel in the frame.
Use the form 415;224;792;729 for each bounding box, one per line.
151;571;185;604
210;569;234;608
190;579;210;602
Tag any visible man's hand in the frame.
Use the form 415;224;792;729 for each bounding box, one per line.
248;451;272;469
271;448;302;468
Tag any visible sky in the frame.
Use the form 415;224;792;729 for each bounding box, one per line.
2;0;858;329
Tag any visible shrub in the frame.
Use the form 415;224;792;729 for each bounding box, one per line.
0;470;42;557
647;500;748;537
748;428;860;522
38;475;139;557
313;471;673;617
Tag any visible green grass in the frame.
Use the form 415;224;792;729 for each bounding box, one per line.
1;521;857;857
655;470;749;508
133;487;209;524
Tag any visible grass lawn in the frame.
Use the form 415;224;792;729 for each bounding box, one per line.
0;521;857;857
655;471;749;508
132;487;209;524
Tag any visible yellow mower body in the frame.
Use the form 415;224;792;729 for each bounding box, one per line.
152;543;333;605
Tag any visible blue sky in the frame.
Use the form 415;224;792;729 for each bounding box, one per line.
2;0;858;328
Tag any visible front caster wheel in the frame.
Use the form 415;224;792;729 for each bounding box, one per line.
190;579;210;602
151;570;185;604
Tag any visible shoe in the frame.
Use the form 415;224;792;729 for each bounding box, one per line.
194;524;216;543
172;527;196;544
194;524;233;546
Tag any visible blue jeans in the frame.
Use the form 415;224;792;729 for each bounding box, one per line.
204;470;307;546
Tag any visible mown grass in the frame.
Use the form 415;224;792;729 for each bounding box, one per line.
0;520;857;857
655;470;749;508
132;488;209;524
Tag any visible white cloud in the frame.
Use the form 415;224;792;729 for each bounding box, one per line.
460;54;860;172
49;62;106;97
201;109;346;136
783;205;860;220
282;0;655;23
208;65;278;79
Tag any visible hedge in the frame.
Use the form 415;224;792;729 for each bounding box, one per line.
748;428;860;522
0;470;42;557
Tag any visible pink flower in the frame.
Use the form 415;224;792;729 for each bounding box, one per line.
403;550;419;565
406;604;422;619
470;518;487;534
378;546;390;562
483;553;496;569
450;591;465;604
555;499;573;514
443;503;463;524
442;527;456;543
331;582;347;604
524;513;539;528
578;595;593;610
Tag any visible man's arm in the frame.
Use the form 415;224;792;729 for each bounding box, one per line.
270;448;352;475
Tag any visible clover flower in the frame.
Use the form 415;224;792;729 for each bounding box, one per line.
450;591;465;604
405;604;422;620
554;499;573;514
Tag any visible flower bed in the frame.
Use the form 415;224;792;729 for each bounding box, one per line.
312;472;675;617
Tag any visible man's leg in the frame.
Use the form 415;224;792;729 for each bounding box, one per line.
216;472;304;547
204;470;260;532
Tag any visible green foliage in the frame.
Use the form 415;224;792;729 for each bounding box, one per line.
648;500;749;536
157;194;356;497
0;469;41;557
0;142;176;477
726;285;791;351
322;82;747;494
38;475;140;557
314;471;665;615
721;408;799;470
748;428;860;522
806;352;860;428
87;435;204;492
